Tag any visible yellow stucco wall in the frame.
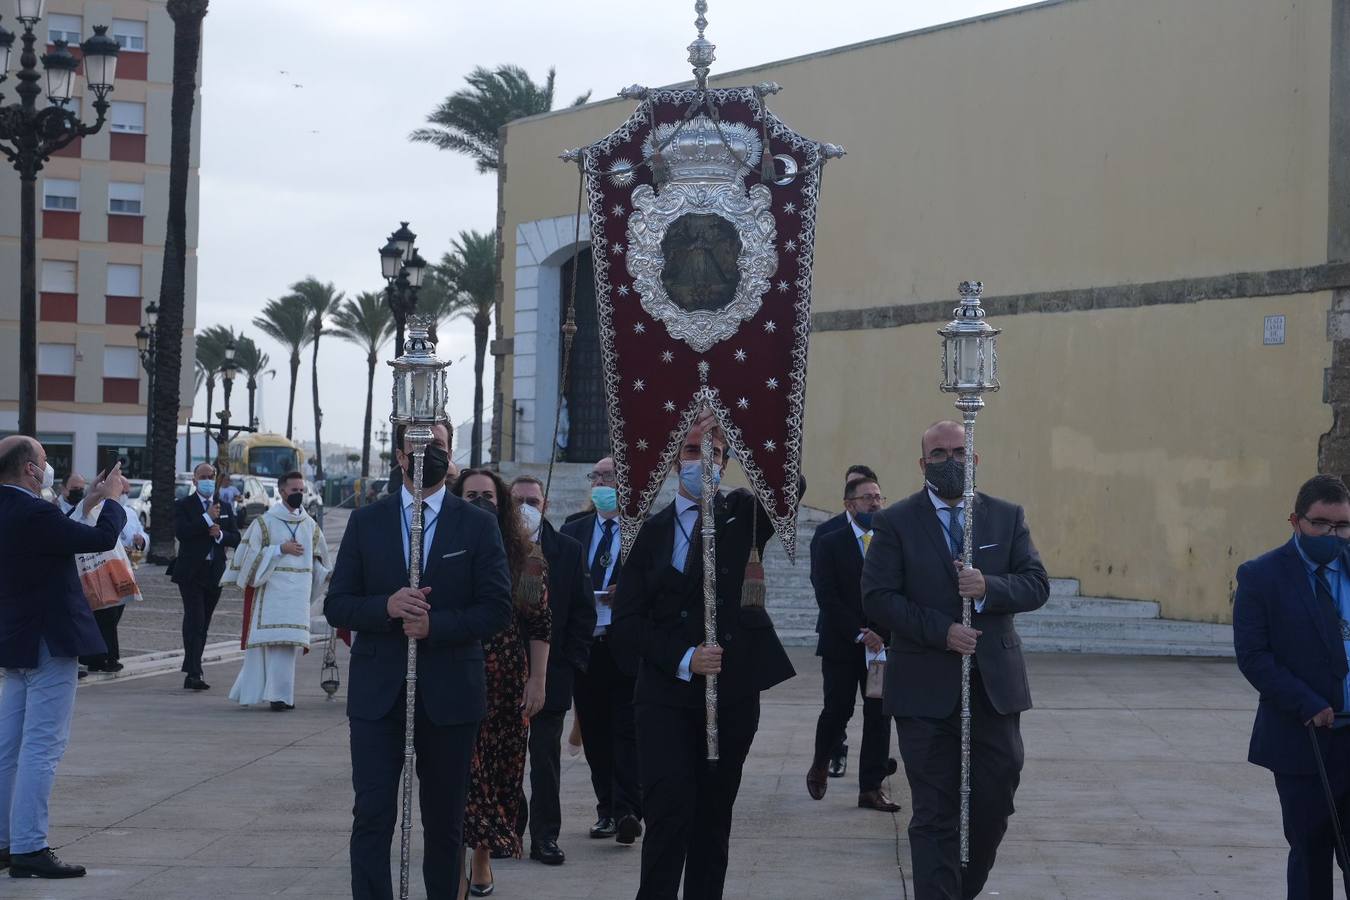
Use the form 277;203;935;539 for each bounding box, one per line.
497;0;1337;621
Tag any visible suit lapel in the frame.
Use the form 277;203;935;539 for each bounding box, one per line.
387;496;411;584
421;494;460;582
912;492;959;586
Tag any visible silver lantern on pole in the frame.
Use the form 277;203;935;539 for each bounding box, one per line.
937;280;1000;866
387;318;450;900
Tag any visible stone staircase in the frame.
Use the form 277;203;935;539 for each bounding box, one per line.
499;462;1234;658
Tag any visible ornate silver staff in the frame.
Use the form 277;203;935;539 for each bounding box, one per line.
387;319;450;900
937;280;1000;866
700;422;720;765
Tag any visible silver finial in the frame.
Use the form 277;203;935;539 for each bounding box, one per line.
688;1;716;90
820;143;847;160
560;148;582;162
618;84;650;100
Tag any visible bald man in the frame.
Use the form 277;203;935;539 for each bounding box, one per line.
0;437;127;878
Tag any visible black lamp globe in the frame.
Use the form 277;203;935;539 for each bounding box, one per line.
405;251;428;289
390;222;416;262
380;239;403;281
40;41;78;105
80;25;120;97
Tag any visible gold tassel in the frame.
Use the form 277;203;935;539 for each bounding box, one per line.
517;545;548;611
740;546;766;608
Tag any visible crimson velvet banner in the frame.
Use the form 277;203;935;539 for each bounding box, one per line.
578;86;835;558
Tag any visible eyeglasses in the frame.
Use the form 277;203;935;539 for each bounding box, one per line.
847;493;885;504
587;471;617;485
926;447;966;463
1302;516;1350;538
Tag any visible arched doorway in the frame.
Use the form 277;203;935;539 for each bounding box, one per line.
560;248;610;463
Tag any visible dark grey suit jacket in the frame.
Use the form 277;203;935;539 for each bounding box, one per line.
861;489;1049;718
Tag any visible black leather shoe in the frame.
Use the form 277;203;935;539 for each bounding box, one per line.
269;701;295;711
8;847;86;879
529;840;565;865
589;817;617;838
858;789;902;813
886;757;898;777
184;676;210;691
0;847;9;870
615;814;642;845
828;745;848;778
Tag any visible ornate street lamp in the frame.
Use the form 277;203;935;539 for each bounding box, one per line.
380;222;428;464
137;302;160;460
0;12;119;436
216;337;238;473
937;280;1000;866
387;318;450;900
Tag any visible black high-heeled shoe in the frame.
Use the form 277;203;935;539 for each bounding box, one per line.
469;856;494;896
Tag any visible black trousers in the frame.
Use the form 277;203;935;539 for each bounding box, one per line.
178;582;222;677
1274;729;1350;900
895;671;1023;900
527;706;566;844
812;654;891;791
635;695;760;900
573;637;642;820
349;691;478;900
79;605;124;667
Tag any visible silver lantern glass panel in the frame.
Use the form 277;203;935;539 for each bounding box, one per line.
389;321;450;427
939;281;1000;397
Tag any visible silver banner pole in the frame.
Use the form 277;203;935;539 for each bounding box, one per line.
700;424;720;765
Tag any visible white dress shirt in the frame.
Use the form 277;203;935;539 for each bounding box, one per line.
849;513;874;644
928;489;984;612
400;484;445;571
589;513;622;590
672;493;703;682
119;498;147;549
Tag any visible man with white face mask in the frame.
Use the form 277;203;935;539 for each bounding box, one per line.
0;437;127;878
509;476;595;866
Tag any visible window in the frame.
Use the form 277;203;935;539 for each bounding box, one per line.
111;19;146;52
108;182;144;216
38;344;76;376
103;346;140;379
110;101;145;134
107;264;141;297
47;14;81;45
43;178;79;211
41;260;77;293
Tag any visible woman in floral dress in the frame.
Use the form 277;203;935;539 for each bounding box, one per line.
454;468;551;898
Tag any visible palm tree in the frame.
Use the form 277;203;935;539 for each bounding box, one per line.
290;277;342;481
329;291;393;477
233;335;272;430
194;326;231;463
437;230;497;467
409;267;461;346
252;295;309;440
148;0;208;563
409;65;591;172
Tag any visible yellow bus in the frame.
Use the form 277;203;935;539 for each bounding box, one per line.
228;432;304;479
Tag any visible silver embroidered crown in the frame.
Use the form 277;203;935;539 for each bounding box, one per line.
642;116;762;186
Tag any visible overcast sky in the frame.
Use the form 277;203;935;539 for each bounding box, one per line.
194;0;1032;451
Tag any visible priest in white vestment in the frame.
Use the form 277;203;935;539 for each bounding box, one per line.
226;473;331;709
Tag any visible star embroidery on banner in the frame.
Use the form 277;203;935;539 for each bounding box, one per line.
633;321;646;334
636;439;649;451
765;377;779;390
784;238;798;252
733;348;746;362
611;243;626;256
776;281;791;293
660;350;674;363
783;201;797;214
762;439;777;452
697;360;710;377
633;378;646;392
611;203;626;217
663;401;676;412
736;396;749;410
763;320;777;333
617;284;630;297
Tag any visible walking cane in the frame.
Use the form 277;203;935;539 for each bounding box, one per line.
1309;722;1350;885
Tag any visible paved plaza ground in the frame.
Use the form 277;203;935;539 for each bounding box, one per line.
9;642;1293;899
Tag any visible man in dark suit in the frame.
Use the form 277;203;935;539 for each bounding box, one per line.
807;474;899;812
612;410;797;900
561;455;644;845
510;475;597;865
0;439;126;879
325;423;512;900
171;461;241;690
809;463;878;779
862;419;1049;900
1235;474;1350;900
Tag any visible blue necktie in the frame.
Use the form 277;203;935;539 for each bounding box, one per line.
942;506;964;558
592;519;615;590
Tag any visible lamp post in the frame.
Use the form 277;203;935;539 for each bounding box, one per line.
379;222;427;464
135;301;159;472
387;318;450;900
215;336;237;474
375;425;389;476
0;3;119;436
937;280;1000;866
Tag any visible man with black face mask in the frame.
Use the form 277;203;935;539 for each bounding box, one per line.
56;474;86;517
862;419;1048;900
326;423;512;900
1235;474;1350;900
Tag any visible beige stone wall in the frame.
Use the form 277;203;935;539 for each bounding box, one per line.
496;0;1337;620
